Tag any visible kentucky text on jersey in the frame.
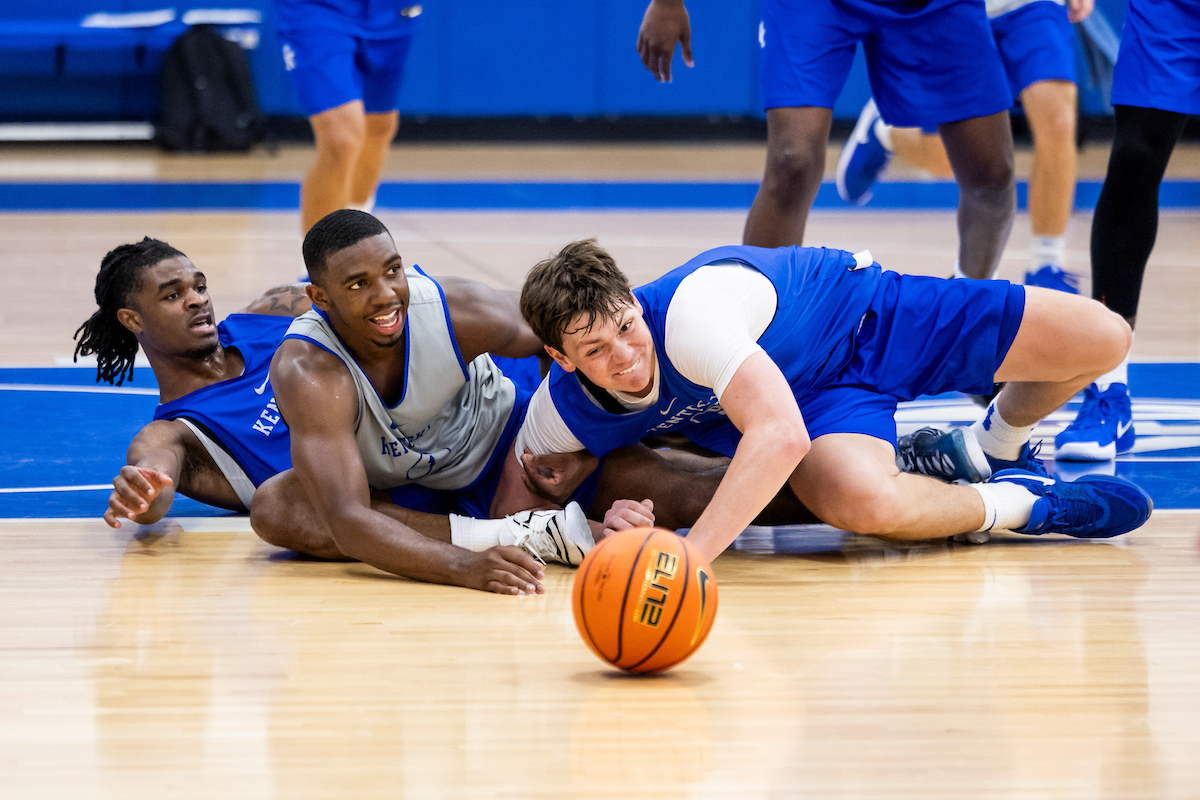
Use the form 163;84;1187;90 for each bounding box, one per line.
153;313;295;487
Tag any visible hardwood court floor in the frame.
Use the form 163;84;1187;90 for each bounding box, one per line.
1;141;1199;797
2;513;1199;798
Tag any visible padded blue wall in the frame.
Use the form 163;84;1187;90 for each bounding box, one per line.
0;0;1126;122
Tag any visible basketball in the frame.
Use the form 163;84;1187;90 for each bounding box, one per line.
572;527;718;674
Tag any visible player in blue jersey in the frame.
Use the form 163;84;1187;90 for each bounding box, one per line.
74;238;309;527
274;0;421;233
514;240;1154;564
838;0;1092;290
1054;0;1200;461
637;0;1017;279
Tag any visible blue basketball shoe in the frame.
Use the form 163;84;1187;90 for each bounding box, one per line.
1023;264;1080;294
983;440;1051;479
1055;382;1135;461
989;469;1152;538
896;427;992;483
836;98;892;206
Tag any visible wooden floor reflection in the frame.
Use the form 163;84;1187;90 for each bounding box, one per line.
3;514;1199;798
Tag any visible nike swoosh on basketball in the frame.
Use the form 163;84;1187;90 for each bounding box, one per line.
254;376;270;395
690;568;712;647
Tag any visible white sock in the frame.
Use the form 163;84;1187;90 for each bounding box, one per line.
1031;235;1066;271
970;482;1038;532
873;118;894;151
952;260;970;280
970;401;1037;462
449;514;511;552
347;194;376;214
1094;356;1130;392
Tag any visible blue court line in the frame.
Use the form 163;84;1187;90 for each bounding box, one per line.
0;180;1198;211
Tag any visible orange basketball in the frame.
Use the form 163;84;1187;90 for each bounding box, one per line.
572;527;718;674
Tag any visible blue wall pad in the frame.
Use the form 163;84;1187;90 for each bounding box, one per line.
2;364;1199;519
2;180;1199;212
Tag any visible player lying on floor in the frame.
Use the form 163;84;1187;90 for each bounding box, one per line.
74;237;670;594
76;229;986;593
507;240;1154;563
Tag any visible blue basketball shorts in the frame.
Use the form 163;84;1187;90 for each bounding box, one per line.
279;27;416;117
991;0;1078;97
386;384;601;521
760;0;1012;128
798;273;1026;446
1111;0;1200;116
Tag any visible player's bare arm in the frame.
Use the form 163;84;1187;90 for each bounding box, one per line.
239;283;314;317
270;339;547;595
439;278;544;361
683;352;810;561
638;0;693;83
105;419;243;528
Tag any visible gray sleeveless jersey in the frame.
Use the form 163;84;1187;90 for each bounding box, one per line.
283;267;517;491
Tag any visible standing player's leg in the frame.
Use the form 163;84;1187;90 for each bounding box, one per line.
939;111;1016;280
867;0;1016;280
743;107;834;247
988;0;1083;290
303;100;369;231
744;0;860;247
348;111;399;211
1054;105;1188;460
1021;79;1078;290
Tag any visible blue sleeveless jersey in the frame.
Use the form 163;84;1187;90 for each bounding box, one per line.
546;245;883;458
153;314;294;487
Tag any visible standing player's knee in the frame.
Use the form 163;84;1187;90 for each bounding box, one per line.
365;112;398;143
764;138;825;196
1042;102;1076;147
960;154;1015;199
316;119;368;166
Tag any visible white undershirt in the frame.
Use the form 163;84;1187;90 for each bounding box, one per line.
515;261;778;456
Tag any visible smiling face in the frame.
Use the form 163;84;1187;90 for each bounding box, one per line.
308;232;410;353
117;256;219;359
547;297;657;398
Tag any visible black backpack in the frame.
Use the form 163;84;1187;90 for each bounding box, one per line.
155;25;265;151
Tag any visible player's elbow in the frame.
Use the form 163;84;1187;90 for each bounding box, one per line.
771;419;810;465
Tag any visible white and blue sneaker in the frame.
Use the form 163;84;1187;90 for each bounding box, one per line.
984;440;1051;479
896;427;992;483
1024;264;1080;294
836;98;893;206
990;469;1152;538
1055;383;1135;462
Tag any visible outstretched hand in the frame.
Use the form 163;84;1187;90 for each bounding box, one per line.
460;546;547;595
520;448;598;504
637;0;693;82
105;466;173;528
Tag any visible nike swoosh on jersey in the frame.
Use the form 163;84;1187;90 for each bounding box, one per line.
659;397;677;417
254;376;270;395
